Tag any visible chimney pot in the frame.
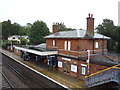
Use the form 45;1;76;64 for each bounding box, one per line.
91;14;93;18
88;13;90;17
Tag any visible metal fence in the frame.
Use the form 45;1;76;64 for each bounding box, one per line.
84;64;120;88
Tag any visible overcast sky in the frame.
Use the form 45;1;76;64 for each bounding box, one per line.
0;0;120;32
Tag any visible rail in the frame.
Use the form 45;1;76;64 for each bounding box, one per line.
1;72;14;89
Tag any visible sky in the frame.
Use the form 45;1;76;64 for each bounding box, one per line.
0;0;120;32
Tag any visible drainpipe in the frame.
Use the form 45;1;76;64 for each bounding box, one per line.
87;50;90;75
102;36;104;55
93;39;94;54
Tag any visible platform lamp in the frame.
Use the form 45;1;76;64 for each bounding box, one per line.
87;50;90;75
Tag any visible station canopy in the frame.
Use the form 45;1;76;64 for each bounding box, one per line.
13;45;58;56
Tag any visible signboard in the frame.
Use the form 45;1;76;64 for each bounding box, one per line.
58;61;62;68
82;67;86;75
81;64;87;67
71;64;77;73
62;57;71;61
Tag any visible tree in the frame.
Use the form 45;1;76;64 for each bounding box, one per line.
20;38;28;45
29;20;50;44
2;20;11;40
96;19;116;38
96;19;120;53
11;23;21;35
113;26;120;53
58;23;74;32
2;20;24;39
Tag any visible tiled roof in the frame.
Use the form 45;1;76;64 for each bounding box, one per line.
44;29;110;39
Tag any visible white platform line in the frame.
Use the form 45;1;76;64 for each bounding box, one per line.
2;51;69;89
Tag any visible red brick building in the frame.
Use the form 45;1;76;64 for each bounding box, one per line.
44;14;117;79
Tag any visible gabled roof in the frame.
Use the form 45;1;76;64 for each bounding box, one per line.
44;29;110;39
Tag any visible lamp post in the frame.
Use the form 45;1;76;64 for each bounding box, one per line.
10;41;13;52
87;50;90;75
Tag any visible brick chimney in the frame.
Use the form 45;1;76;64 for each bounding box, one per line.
86;13;95;37
52;22;58;33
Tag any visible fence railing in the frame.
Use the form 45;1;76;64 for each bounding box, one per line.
84;64;120;87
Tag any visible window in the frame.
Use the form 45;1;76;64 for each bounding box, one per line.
58;61;62;68
64;41;71;50
82;67;86;75
68;41;71;50
53;40;55;47
64;41;67;50
95;42;99;48
71;64;77;73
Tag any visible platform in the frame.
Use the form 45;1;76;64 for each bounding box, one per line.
1;48;84;88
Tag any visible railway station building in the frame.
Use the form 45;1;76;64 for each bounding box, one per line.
13;14;119;79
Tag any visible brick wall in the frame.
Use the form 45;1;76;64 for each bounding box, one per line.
57;56;109;79
46;38;108;55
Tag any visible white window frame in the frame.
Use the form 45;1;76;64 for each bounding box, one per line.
95;42;99;48
64;41;67;50
68;41;71;50
82;67;86;75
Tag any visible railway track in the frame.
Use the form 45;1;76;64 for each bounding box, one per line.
2;53;65;89
1;72;14;89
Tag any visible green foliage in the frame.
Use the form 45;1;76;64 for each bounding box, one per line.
29;20;50;44
107;40;116;51
0;40;11;49
96;19;120;53
2;20;27;40
96;19;116;37
20;38;28;45
11;40;19;45
2;20;11;40
58;23;74;32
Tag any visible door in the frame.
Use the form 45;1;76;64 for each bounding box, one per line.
63;62;70;73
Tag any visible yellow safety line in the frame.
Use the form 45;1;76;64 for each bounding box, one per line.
44;71;82;88
115;67;120;69
85;64;120;78
24;61;82;88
